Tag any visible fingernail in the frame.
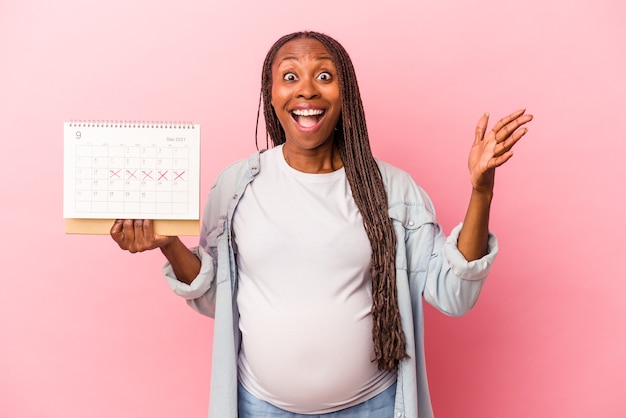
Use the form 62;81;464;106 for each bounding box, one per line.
484;112;490;117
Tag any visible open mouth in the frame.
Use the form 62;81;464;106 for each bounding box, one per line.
291;108;325;128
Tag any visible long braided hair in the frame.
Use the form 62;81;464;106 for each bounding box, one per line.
256;31;408;371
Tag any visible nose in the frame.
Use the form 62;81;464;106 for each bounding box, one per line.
296;76;319;99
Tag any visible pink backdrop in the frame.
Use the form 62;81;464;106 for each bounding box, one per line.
1;1;624;417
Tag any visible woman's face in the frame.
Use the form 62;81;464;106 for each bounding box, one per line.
270;38;342;152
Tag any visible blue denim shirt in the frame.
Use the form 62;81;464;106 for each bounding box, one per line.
164;151;498;418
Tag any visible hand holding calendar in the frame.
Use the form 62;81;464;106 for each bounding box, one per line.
109;218;202;285
110;219;174;253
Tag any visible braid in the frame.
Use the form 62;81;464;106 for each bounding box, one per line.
256;31;409;371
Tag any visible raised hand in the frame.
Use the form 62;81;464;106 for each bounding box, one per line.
469;109;533;194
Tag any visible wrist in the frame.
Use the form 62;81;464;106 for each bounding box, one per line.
470;187;494;203
159;236;179;257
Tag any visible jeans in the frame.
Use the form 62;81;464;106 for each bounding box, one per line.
237;382;397;418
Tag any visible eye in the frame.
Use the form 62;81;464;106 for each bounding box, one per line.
283;72;297;81
317;72;332;81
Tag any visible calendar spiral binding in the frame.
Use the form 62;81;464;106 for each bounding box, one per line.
67;120;196;129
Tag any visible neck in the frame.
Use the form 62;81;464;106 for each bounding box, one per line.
282;142;343;174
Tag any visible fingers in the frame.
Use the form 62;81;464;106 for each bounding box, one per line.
110;219;135;251
474;112;489;144
110;219;123;237
110;219;127;247
492;108;533;143
133;219;144;245
142;219;156;240
494;125;529;158
110;219;154;253
490;149;515;169
490;108;525;136
130;219;149;253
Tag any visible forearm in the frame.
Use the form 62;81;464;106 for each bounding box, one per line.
457;189;493;261
160;237;201;285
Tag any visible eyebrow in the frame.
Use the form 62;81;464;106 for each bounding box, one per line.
278;55;333;64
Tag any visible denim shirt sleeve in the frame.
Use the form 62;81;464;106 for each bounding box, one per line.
444;222;498;281
422;220;498;317
163;245;215;299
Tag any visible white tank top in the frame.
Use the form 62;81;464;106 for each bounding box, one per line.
233;145;395;414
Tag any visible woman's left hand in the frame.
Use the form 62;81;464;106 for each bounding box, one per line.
469;108;533;194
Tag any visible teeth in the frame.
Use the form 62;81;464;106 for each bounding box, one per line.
292;109;324;116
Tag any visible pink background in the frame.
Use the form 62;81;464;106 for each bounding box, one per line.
1;1;624;417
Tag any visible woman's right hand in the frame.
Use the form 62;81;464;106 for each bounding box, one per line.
110;219;175;253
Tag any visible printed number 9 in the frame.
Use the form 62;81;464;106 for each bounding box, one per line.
76;131;82;140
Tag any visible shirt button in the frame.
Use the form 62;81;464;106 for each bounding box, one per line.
232;194;238;199
396;412;403;417
408;220;415;226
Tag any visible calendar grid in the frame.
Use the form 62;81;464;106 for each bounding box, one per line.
64;123;200;221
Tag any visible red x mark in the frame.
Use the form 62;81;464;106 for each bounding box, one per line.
158;170;168;181
173;170;185;181
126;170;137;180
142;170;153;180
110;169;121;179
